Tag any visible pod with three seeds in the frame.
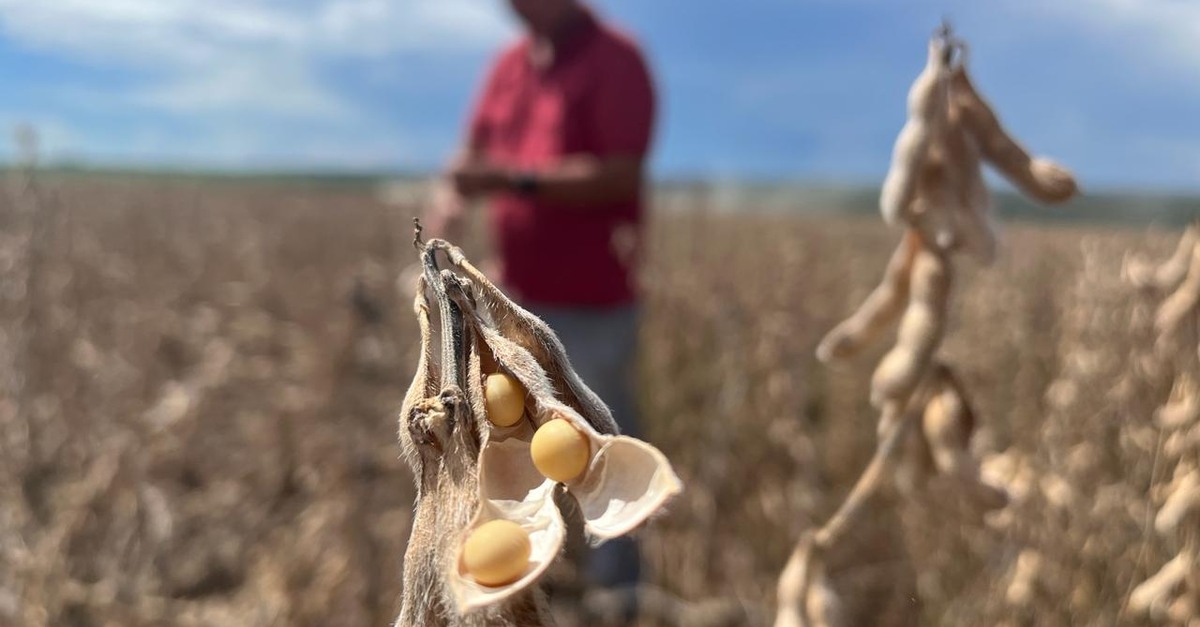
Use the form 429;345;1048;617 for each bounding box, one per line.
402;239;682;615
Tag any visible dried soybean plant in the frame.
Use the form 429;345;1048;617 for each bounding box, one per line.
2;126;55;622
395;223;682;626
779;24;1077;626
1122;226;1200;622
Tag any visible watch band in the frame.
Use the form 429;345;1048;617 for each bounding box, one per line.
511;171;539;196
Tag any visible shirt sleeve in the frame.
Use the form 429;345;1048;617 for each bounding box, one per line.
590;44;656;158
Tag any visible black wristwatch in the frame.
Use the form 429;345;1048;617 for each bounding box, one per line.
510;171;539;196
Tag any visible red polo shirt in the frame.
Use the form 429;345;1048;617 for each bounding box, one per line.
467;13;655;307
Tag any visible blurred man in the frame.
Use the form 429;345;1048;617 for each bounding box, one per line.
424;0;655;610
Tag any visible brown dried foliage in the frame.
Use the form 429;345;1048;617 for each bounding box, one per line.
0;172;1191;626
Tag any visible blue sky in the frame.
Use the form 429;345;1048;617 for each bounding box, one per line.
1;0;1199;190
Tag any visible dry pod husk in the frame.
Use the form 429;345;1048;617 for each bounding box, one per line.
825;27;1077;367
1156;376;1200;430
879;37;951;231
450;436;565;607
824;23;1083;396
1153;240;1200;348
1128;553;1191;617
397;236;682;622
908;364;1009;512
870;247;952;408
1154;464;1200;535
817;231;920;363
1123;222;1199;292
880;37;996;264
949;66;1077;205
775;539;843;627
879;31;1077;266
1006;549;1044;608
794;25;1056;627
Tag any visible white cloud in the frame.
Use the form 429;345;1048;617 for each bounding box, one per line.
0;1;293;65
0;0;510;62
130;59;350;118
1025;0;1200;75
317;0;511;57
0;0;511;123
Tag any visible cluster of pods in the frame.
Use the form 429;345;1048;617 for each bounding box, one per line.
1123;228;1200;621
778;23;1078;627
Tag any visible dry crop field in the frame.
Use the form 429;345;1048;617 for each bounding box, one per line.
0;175;1193;626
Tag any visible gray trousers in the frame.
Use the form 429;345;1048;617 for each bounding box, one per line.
526;304;642;589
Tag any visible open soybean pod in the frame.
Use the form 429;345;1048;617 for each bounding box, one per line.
397;234;682;619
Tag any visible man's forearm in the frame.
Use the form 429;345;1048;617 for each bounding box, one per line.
452;155;644;208
521;155;644;207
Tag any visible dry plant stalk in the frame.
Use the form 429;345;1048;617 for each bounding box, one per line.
775;402;911;627
396;227;681;626
786;24;1076;626
775;365;995;627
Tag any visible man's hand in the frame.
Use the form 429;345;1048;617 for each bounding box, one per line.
422;156;511;243
423;179;468;242
450;161;510;198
